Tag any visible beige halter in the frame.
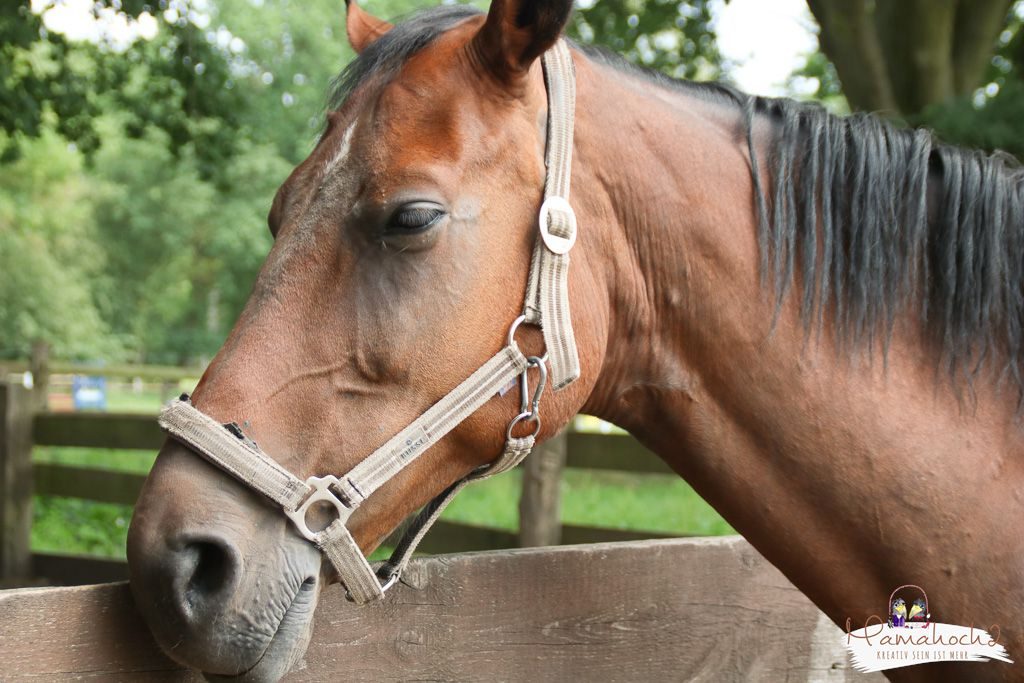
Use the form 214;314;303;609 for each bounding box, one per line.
158;39;579;604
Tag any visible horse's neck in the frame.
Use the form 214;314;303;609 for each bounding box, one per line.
571;56;1024;654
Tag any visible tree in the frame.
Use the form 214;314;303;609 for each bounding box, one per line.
569;0;720;80
0;4;102;158
806;0;1014;116
0;129;113;359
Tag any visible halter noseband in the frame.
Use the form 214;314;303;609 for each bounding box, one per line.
158;40;579;604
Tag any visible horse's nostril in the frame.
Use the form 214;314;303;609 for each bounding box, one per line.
175;536;241;618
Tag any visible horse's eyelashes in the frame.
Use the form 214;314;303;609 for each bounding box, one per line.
394;208;441;228
386;204;445;233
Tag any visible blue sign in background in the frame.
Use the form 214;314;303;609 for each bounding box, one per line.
72;375;107;411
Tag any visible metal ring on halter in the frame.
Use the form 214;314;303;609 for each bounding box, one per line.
507;314;527;347
379;571;400;593
506;410;542;440
344;568;401;603
507;315;550;365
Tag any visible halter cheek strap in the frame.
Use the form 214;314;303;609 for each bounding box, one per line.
158;39;578;605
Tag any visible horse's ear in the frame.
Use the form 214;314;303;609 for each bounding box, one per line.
345;0;394;54
471;0;573;83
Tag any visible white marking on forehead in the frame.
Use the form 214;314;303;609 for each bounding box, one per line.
321;122;356;178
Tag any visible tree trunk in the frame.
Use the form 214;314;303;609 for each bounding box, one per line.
806;0;1013;117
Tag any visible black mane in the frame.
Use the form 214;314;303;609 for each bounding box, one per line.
328;6;1024;399
742;90;1024;397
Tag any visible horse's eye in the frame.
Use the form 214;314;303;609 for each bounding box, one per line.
386;203;445;233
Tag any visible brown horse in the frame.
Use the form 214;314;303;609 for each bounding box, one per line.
127;1;1024;680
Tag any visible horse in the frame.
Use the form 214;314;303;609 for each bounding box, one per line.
126;1;1024;680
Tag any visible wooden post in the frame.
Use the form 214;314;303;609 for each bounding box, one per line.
518;429;567;547
0;383;34;580
29;340;50;412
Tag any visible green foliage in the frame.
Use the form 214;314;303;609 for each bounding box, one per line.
0;5;102;158
915;79;1024;160
213;0;354;163
911;5;1024;160
103;22;248;178
787;50;848;112
569;0;720;80
0;0;727;364
0;128;114;359
0;1;341;362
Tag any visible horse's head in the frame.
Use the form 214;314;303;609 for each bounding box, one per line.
127;1;600;679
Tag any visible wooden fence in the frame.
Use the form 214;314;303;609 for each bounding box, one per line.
0;369;871;680
0;380;682;586
0;536;873;681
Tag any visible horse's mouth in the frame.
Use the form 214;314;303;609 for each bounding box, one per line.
203;576;320;683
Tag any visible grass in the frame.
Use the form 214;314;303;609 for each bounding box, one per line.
32;447;155;558
31;388;732;560
445;469;734;536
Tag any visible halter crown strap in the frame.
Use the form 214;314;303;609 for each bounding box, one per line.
525;40;580;390
157;39;578;605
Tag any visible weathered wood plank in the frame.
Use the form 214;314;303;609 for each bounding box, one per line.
16;522;676;591
0;360;202;383
0;581;196;681
0;384;34;580
33;463;146;506
33;412;164;450
559;523;678;544
405;520;676;555
565;431;673;474
519;430;567;547
46;361;201;382
31;552;130;585
30;342;50;412
0;537;873;681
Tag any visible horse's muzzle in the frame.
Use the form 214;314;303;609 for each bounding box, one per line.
127;440;323;680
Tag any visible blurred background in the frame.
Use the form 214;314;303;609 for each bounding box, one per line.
2;0;1024;581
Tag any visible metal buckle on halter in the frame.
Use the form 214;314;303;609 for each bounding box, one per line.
284;475;354;543
538;196;577;255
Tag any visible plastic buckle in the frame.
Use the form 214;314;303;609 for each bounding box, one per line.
284;475;353;543
538;196;577;255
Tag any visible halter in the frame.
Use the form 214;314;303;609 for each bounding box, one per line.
158;40;579;604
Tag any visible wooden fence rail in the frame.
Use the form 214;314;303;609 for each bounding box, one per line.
0;536;872;682
1;359;203;384
0;382;686;586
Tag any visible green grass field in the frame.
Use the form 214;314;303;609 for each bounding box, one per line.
31;387;733;560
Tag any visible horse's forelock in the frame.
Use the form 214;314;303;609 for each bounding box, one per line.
323;4;484;119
